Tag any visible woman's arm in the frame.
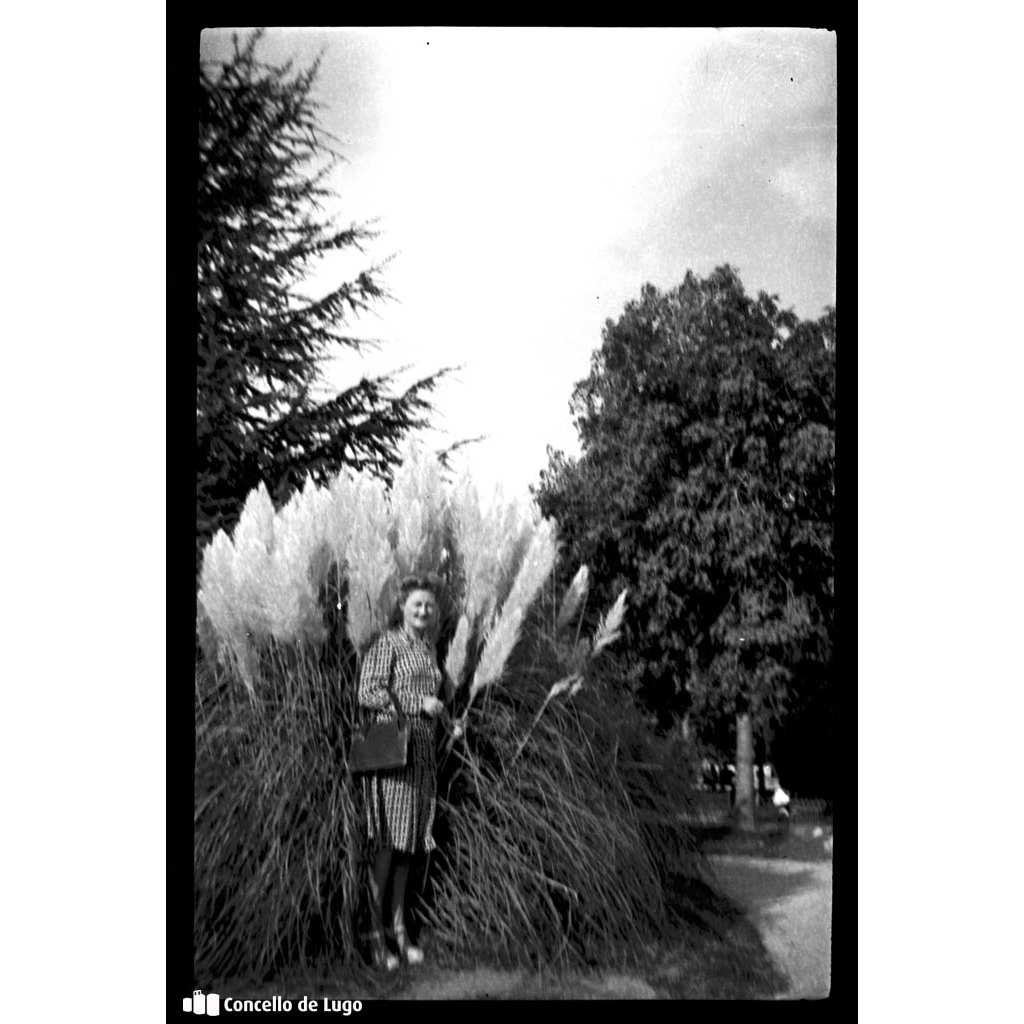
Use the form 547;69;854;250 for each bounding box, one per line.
357;634;398;712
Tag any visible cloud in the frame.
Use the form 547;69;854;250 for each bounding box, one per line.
679;28;837;133
771;147;837;224
250;28;836;496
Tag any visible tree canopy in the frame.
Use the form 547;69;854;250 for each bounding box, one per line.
198;30;448;561
535;266;835;750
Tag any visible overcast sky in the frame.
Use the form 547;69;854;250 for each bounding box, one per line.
200;26;836;502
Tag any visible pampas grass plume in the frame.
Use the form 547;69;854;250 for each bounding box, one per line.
389;438;447;576
263;479;330;642
547;673;583;701
198;529;239;643
592;588;628;656
503;516;557;616
233;482;276;552
197;530;259;698
325;470;359;568
445;613;471;689
555;565;589;633
469;605;524;699
345;476;397;655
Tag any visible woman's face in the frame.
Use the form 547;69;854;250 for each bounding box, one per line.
402;589;436;636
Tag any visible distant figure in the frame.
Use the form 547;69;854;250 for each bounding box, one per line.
752;764;762;806
773;785;791;822
700;757;714;791
724;763;736;805
763;762;777;796
757;763;772;805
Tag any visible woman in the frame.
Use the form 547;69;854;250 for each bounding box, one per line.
357;575;454;970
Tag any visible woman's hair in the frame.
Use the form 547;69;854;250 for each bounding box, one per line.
398;574;441;603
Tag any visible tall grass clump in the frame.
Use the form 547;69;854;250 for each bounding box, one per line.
419;581;705;969
194;651;362;984
195;438;704;982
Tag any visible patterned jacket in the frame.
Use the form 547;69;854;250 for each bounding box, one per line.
358;628;445;721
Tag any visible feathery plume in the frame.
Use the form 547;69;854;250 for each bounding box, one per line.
547;673;583;701
198;529;240;644
509;672;585;764
469;605;524;699
458;505;557;702
491;502;534;612
389;439;427;573
591;589;628;657
232;529;275;641
346;476;398;655
389;438;447;577
502;515;558;617
445;613;472;690
265;521;309;641
264;478;331;642
324;470;359;569
452;474;500;626
556;565;589;633
229;482;278;641
233;482;276;553
198;530;257;697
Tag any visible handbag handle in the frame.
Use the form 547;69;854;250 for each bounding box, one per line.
382;641;406;727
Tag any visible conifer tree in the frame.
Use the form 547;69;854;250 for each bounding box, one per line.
198;29;447;561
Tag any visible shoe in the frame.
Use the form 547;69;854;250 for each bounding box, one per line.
394;926;424;966
368;930;399;972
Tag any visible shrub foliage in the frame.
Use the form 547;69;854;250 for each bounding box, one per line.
195;441;700;981
535;266;835;760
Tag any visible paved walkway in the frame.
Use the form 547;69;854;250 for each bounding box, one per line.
706;852;832;999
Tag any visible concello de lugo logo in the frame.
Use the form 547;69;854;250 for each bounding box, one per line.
183;989;221;1015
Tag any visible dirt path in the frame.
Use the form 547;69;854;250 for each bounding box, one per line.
391;967;656;1000
322;839;833;1000
391;848;833;1000
706;852;832;999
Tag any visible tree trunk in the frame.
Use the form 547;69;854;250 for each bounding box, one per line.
734;711;756;831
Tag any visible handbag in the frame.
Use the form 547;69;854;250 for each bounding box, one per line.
348;647;409;774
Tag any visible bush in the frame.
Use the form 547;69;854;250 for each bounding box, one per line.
194;634;366;982
193;442;706;981
422;605;705;968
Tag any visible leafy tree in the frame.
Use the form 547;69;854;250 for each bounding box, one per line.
198;29;448;562
535;266;834;828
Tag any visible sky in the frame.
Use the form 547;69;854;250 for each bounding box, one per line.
200;26;837;502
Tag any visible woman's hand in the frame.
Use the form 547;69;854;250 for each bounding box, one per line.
421;696;445;718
